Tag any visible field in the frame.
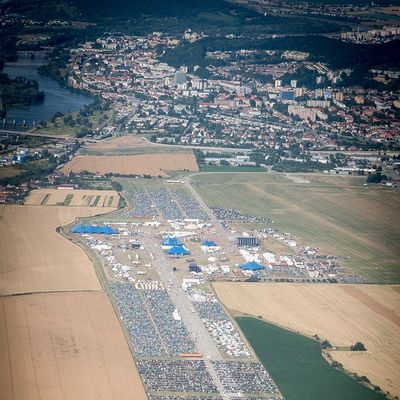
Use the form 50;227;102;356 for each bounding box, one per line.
200;165;267;173
82;135;193;156
0;291;147;400
0;205;110;295
237;317;386;400
0;203;147;399
25;188;120;208
0;167;21;179
214;282;400;398
193;172;400;283
61;153;198;177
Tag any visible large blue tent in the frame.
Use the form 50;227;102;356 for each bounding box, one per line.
203;240;217;247
162;237;183;246
165;245;190;256
239;261;265;271
70;224;118;234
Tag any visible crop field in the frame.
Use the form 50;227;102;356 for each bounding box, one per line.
193;172;400;282
0;291;147;400
214;282;400;398
61;153;198;177
237;317;385;400
0;205;109;295
82;135;193;156
25;188;120;208
0;203;147;399
0;167;21;179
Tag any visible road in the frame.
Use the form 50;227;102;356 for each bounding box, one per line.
141;232;236;399
143;231;223;359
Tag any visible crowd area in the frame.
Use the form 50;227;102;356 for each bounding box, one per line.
171;189;209;220
148;186;184;220
120;181;209;222
111;282;164;356
142;288;196;355
137;360;218;394
210;207;272;225
149;397;222;400
122;185;158;218
212;361;281;397
111;282;196;356
189;290;251;358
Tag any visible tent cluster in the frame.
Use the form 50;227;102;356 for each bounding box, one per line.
202;240;217;247
239;261;265;271
162;236;190;256
70;224;118;235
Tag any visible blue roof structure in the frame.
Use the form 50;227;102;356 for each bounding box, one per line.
162;237;183;246
165;245;190;256
203;240;217;247
70;224;118;234
239;261;265;271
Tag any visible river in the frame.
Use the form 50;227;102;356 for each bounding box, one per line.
3;56;92;124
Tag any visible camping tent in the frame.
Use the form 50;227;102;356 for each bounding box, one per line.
166;245;190;256
203;240;217;247
70;224;118;235
162;237;183;246
239;261;265;271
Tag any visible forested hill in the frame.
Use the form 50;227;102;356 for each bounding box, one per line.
162;35;400;70
5;0;345;34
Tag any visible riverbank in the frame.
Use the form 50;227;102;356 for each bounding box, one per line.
3;57;92;124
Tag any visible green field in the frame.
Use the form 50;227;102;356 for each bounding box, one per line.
193;172;400;283
39;109;111;137
237;317;386;400
200;165;267;173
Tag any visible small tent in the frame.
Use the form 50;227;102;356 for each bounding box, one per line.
239;261;265;271
162;237;183;247
166;245;190;256
203;240;217;247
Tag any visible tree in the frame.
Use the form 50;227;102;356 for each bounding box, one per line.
351;342;366;351
321;340;332;350
366;172;383;183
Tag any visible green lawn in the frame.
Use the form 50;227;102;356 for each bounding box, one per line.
237;317;386;400
193;172;400;283
39;109;111;137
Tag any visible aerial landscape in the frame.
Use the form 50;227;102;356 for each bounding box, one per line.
0;0;399;399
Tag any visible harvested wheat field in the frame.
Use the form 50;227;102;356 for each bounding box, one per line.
214;282;400;397
61;153;198;177
0;291;147;400
0;205;108;295
25;188;120;208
